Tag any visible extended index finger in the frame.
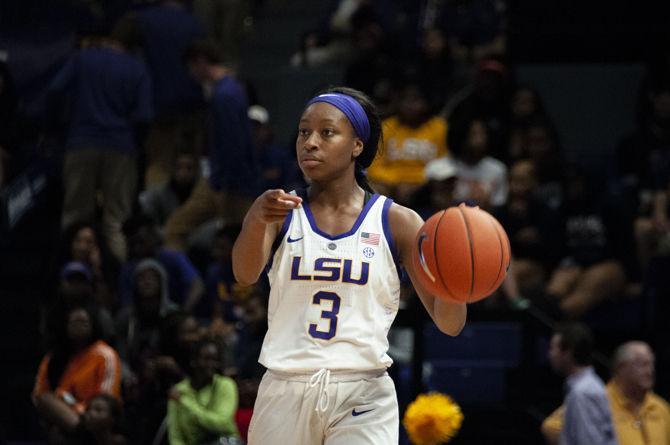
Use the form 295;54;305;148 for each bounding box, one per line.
267;189;302;208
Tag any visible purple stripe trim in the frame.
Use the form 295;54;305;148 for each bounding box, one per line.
381;197;403;280
299;189;380;240
265;210;293;273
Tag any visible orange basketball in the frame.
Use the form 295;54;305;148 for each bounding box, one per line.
412;203;511;303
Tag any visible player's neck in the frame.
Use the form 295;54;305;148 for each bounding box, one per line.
308;177;364;210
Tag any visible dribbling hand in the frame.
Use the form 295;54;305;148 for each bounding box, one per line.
249;189;303;224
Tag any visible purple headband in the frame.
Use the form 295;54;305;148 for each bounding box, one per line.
306;93;370;143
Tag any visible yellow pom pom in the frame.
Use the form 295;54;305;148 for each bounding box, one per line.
403;392;464;445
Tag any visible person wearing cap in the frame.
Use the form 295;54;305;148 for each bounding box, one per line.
410;156;459;219
48;261;117;343
164;40;259;251
232;86;466;444
249;105;303;192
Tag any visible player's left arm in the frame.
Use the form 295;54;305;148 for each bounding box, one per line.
389;203;466;336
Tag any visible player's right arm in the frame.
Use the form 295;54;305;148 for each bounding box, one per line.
232;189;303;286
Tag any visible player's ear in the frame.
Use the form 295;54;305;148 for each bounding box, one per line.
352;138;364;159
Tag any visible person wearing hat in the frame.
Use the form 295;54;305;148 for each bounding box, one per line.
249;105;303;192
409;156;460;219
45;261;117;343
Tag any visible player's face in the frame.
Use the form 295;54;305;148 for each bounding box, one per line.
296;102;363;182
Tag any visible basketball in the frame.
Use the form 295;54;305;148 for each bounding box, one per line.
412;203;511;303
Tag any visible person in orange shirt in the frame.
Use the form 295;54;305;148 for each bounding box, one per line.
33;304;121;439
367;81;449;205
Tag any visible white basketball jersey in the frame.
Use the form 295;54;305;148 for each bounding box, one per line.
259;192;401;372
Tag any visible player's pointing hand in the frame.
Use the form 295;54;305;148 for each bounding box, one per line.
249;189;303;224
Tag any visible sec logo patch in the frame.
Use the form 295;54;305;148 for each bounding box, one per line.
363;247;375;258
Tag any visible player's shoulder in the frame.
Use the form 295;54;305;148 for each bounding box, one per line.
386;201;423;256
387;201;423;227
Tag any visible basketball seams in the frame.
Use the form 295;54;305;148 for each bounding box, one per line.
455;205;475;302
433;210;457;300
416;205;509;303
481;214;506;298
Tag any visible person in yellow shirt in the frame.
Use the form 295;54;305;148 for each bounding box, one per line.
608;341;670;445
367;82;448;204
542;341;670;445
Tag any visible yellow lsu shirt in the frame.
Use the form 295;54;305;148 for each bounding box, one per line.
368;115;448;185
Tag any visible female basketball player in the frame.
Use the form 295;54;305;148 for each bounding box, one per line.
232;87;467;444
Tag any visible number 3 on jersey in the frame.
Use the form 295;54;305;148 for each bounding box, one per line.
309;291;341;340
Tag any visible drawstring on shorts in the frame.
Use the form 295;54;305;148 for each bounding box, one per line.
309;368;331;412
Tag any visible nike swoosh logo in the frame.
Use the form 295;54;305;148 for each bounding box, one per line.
352;408;373;416
287;236;303;243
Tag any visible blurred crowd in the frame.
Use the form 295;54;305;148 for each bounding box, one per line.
1;0;670;443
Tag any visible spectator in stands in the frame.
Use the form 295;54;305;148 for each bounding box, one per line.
67;393;127;445
367;81;449;204
412;155;460;219
543;323;617;445
542;341;670;445
115;259;177;374
402;27;471;112
164;40;259;251
135;0;206;188
290;0;373;68
234;293;268;380
202;225;253;324
48;262;116;343
451;116;508;209
120;213;204;311
618;77;670;277
517;116;565;210
508;85;549;162
140;149;200;230
249;105;303;192
437;0;507;63
545;166;632;319
608;341;670;444
164;311;204;369
52;18;153;262
33;305;121;441
59;222;119;310
343;8;394;105
193;0;250;65
168;338;240;445
491;159;562;297
446;58;511;159
115;259;180;443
